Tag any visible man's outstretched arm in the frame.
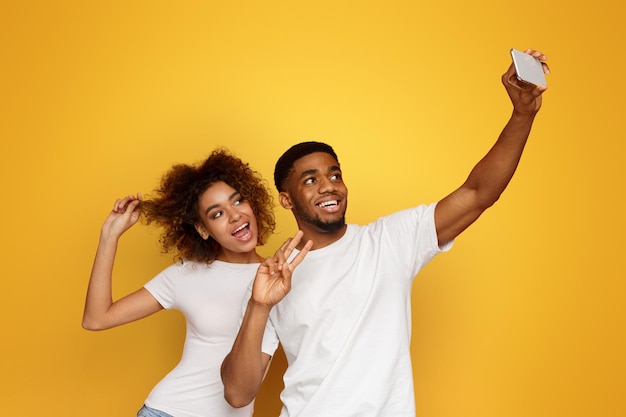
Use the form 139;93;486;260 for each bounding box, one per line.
435;49;549;246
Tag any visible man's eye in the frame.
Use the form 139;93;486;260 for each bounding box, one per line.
304;178;315;185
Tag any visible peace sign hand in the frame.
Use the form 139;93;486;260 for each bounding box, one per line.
251;231;313;307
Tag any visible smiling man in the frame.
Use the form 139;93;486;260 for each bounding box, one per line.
221;49;550;417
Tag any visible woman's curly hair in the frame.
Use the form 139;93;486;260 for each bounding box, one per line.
140;149;275;264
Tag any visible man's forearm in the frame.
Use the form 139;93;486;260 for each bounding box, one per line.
465;111;536;207
222;300;273;408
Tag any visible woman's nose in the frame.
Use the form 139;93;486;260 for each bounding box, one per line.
228;208;242;222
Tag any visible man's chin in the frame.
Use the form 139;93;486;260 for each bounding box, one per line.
316;218;345;233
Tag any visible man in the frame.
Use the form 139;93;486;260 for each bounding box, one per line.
222;49;549;417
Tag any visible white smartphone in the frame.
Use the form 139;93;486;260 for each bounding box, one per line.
510;48;547;86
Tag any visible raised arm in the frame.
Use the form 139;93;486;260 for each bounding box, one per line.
435;49;549;246
82;194;163;331
221;231;312;408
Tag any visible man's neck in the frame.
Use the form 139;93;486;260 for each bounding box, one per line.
298;224;347;250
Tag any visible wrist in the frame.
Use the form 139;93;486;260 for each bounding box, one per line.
98;231;121;247
510;109;537;125
248;298;273;315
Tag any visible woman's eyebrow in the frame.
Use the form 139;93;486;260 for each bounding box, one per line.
204;191;240;215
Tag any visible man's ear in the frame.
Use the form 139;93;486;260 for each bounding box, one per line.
194;222;210;240
278;191;293;209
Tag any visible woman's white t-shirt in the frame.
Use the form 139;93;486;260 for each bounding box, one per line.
144;260;258;417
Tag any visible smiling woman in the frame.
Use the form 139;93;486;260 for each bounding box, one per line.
81;149;275;417
141;150;276;265
193;181;260;263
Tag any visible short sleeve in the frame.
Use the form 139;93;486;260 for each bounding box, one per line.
144;265;178;309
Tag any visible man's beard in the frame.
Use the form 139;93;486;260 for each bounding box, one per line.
293;199;346;233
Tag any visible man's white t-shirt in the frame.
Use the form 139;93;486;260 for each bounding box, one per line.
144;260;258;417
260;203;451;417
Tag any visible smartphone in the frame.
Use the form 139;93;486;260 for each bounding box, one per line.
510;48;547;86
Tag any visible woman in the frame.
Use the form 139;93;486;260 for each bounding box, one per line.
83;149;310;417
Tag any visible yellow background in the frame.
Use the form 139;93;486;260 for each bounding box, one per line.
1;1;624;416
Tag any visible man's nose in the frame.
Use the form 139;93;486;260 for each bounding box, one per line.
319;176;336;193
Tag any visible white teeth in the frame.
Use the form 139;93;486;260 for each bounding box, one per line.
318;200;338;208
232;223;248;234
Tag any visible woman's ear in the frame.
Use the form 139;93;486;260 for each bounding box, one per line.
194;222;210;240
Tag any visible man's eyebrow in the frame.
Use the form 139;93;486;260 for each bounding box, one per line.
299;168;319;179
204;191;240;216
299;165;340;179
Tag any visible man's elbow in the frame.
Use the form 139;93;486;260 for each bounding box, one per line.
224;392;255;408
224;384;256;408
221;361;258;407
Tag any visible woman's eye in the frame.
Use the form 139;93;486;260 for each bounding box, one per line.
212;211;223;219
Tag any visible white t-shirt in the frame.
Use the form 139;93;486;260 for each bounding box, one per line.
144;260;258;417
260;203;452;417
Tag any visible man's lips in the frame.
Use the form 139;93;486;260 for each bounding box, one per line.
316;199;339;208
315;199;342;213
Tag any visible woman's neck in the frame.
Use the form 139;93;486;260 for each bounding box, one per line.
216;250;261;264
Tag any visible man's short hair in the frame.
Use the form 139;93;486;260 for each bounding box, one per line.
274;141;339;192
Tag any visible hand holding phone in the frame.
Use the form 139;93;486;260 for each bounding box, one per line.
510;48;547;86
